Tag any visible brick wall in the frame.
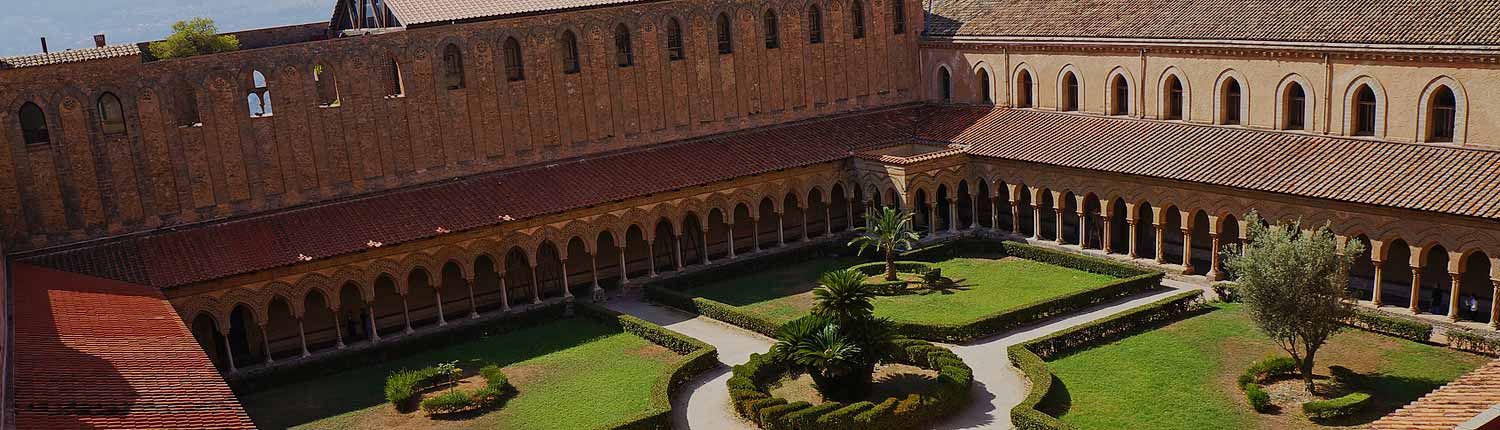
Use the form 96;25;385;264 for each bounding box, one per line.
0;0;922;253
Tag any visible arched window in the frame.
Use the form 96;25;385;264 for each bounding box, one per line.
852;0;866;39
502;38;525;81
764;10;780;49
939;67;951;102
97;92;126;134
1164;75;1183;120
1429;86;1456;142
614;25;633;67
1220;77;1241;125
666;18;685;60
386;59;405;97
716;13;733;54
1061;72;1079;112
561;31;581;74
1110;74;1130;116
1353;85;1377;136
442;44;465;89
892;0;905;34
1284;82;1306;130
19;102;48;145
248;70;273;117
1015;69;1033;108
176;85;200;126
808;5;823;44
314;63;339;107
976;69;991;104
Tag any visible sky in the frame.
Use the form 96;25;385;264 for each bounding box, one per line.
1;0;329;57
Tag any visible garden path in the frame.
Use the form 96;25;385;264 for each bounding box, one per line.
605;279;1204;430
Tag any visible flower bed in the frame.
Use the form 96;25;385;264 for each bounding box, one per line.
727;338;973;430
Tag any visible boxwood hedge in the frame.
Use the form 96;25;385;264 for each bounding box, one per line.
1447;329;1500;356
1302;392;1372;420
1346;310;1433;342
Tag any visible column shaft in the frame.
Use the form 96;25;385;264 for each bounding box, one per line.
298;319;310;357
1409;267;1423;313
1370;261;1384;306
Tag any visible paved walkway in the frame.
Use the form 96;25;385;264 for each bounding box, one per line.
606;281;1204;430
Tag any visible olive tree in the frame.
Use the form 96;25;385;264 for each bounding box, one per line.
1223;212;1362;393
148;18;240;60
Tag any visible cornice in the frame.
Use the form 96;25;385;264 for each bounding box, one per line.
920;38;1500;65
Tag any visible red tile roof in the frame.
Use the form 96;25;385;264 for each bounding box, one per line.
26;107;920;288
10;263;254;430
1372;359;1500;430
920;106;1500;220
0;44;140;69
925;0;1500;46
384;0;649;26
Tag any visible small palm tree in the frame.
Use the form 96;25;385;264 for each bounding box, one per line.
790;324;862;399
849;207;921;281
813;269;876;325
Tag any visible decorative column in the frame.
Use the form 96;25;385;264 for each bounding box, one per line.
466;277;479;319
991;195;1001;231
727;223;738;258
332;311;345;349
647;241;659;277
1102;213;1114;253
1054;207;1064;243
1370;260;1384;306
434;290;447;326
498;272;512;312
1077;210;1088;248
824;206;832;236
1154;224;1167;264
971;195;979;230
801;209;809;241
777;214;786;246
221;333;237;372
845;198;855;231
368;306;382;341
1127;219;1139;258
590;252;602;296
618;247;630;284
753;217;762;252
297;318;310;357
702;229;713;265
948;202;958;233
1010;201;1021;234
1031;204;1042;240
1181;229;1195;275
927;204;937;234
561;258;573;298
1209;233;1224;280
674;236;684;271
1449;272;1463;321
529;265;542;304
1409;265;1423;313
260;325;275;364
401;295;414;334
1491;279;1500;329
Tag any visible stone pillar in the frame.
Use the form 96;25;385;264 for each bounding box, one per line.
298;319;310;357
1491;279;1500;329
1409;266;1423;313
674;237;684;271
498;272;511;312
1054;208;1064;243
434;289;447;326
1031;204;1042;240
702;229;713;265
1181;229;1195;275
529;265;542;304
727;223;738;258
222;333;237;372
777;214;786;246
1077;210;1088;248
928;205;938;235
561;259;573;298
590;252;602;296
333;311;345;349
466;277;479;319
1102;213;1114;253
1370;260;1384;306
971;195;980;230
991;195;1001;231
1209;234;1224;280
1450;272;1463;321
753;218;762;251
801;209;809;241
1154;225;1167;264
1010;202;1021;234
846;198;855;231
647;241;659;277
825;206;833;236
618;247;630;284
1127;219;1139;258
401;295;414;334
260;325;274;364
948;202;958;233
368;306;382;341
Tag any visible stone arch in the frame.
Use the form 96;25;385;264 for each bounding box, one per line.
217;288;267;331
363;259;404;293
1156;65;1190;121
1274;73;1316;131
431;245;471;279
260;281;302;318
1106;66;1136;116
296;273;339;311
1342;75;1388;137
398;253;440;291
1212;69;1249;125
1415;75;1468;144
972;61;997;104
1011;62;1038;108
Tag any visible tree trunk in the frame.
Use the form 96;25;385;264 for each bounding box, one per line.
1299;349;1318;394
885;247;897;281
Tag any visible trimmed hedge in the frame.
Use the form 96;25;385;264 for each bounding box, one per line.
727;338;973;430
998;241;1154;278
1245;384;1271;412
576;303;720;430
1302;392;1372;420
644;286;783;338
1346;310;1433;342
1448;329;1500;356
1007;290;1207;430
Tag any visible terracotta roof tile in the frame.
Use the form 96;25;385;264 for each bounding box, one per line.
11;263;255;430
384;0;648;26
0;44;140;69
920;106;1500;220
25;107;918;288
926;0;1500;46
1372;359;1500;430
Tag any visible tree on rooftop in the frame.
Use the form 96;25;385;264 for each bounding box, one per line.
1222;211;1361;393
148;18;240;60
849;207;920;281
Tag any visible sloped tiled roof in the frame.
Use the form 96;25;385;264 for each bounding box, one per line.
1372;359;1500;430
918;106;1500;219
26;107;919;288
383;0;649;26
11;263;255;430
926;0;1500;46
0;44;140;69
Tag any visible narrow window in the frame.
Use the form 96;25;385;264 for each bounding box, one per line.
892;0;905;34
314;63;339;107
1015;70;1032;108
176;85;200;126
386;59;404;97
1165;75;1183;120
1222;78;1241;125
808;6;823;44
1285;83;1305;130
249;70;273;117
1354;85;1376;136
442;44;465;89
852;0;866;39
1062;72;1078;112
1111;74;1129;116
614;25;633;67
667;18;685;60
363;0;378;28
764;10;780;49
503;38;524;81
716;13;733;54
561;31;581;74
19;102;48;145
939;67;951;102
976;69;991;104
1430;86;1456;142
97;92;126;134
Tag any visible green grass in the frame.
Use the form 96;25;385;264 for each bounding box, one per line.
240;318;678;430
1045;303;1488;430
684;255;1116;325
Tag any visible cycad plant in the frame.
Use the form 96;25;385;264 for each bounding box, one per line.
849;207;921;281
812;269;876;326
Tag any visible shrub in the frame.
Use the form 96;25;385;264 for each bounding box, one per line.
147;18;240;60
419;389;473;414
815;401;873;430
777;402;845;430
1243;356;1297;382
852;397;898;425
1447;329;1500;356
999;241;1153;278
1347;309;1432;342
1245;384;1271;412
757;401;810;427
1302;392;1372;420
923;268;945;286
384;367;444;411
1212;282;1238;302
744;397;787;419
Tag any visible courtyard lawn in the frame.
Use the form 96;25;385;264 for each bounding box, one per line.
684;254;1117;325
240;318;678;430
1045;303;1488;430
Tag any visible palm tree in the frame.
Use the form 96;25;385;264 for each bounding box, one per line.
849;207;921;281
813;269;876;325
782;322;863;400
